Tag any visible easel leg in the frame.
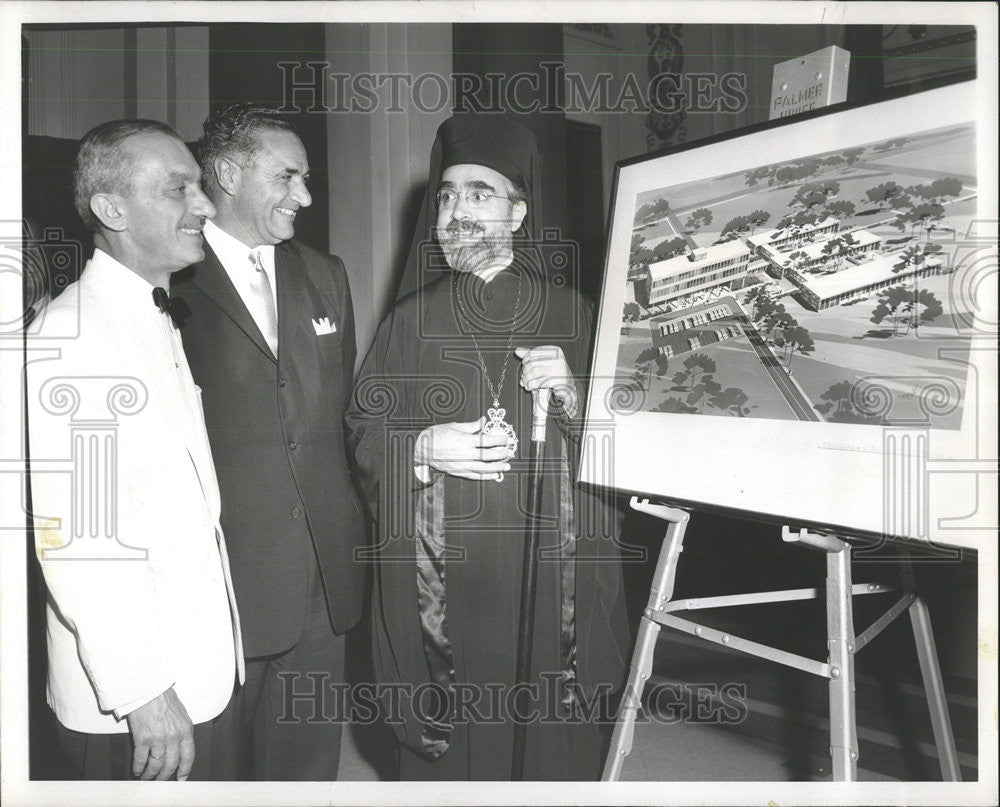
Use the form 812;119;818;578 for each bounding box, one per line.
909;595;962;781
601;616;659;781
602;503;689;781
788;528;861;781
826;541;858;781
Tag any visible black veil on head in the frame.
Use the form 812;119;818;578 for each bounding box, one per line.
395;113;543;300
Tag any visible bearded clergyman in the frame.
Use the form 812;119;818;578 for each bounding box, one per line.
346;113;629;780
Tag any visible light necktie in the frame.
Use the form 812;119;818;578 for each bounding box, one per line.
249;249;278;357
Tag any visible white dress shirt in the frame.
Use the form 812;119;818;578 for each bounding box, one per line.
203;219;278;336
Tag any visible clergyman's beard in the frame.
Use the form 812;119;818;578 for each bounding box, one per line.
438;221;512;275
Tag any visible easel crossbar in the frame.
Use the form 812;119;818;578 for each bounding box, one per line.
661;582;895;613
854;591;917;653
658;614;832;678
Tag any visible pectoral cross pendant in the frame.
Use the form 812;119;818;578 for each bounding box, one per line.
482;399;517;482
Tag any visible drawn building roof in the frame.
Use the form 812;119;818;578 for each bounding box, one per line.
766;229;882;267
647;239;750;282
746;215;840;249
797;250;941;300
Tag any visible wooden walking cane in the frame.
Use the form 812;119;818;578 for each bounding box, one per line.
511;386;551;780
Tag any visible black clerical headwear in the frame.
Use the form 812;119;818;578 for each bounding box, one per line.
395;113;543;299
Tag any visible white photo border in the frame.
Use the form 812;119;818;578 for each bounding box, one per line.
2;2;997;806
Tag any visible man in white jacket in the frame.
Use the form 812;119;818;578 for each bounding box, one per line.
26;119;243;780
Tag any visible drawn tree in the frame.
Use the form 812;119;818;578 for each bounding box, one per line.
754;293;780;323
910;177;962;204
775;209;822;249
721;214;750;239
631;244;654;266
685;207;714;230
817;380;855;417
775;159;821;185
746;209;771;235
870;285;916;335
865;181;906;210
630;234;654;267
780;325;816;374
873;137;910;153
622;302;641;333
819;238;840;270
651;236;688;261
893;245;918;276
784;248;808;279
825;199;856;222
679;374;718;414
708;386;753;417
653;396;698;414
901;288;944;334
636;346;669;380
816;380;884;424
842;147;864;166
839;232;860;264
893;242;943;275
634;197;670;226
865;284;943;336
744;166;775;188
671;353;717;392
743;285;773;319
791;180;840;212
904;202;946;239
766;313;798;360
819;231;859;271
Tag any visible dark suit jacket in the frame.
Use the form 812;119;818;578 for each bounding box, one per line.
172;239;367;657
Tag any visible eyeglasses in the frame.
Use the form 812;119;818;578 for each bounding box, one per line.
435;188;512;209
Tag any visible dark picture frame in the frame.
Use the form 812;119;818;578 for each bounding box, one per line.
582;79;997;549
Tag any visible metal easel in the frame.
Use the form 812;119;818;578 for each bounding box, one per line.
601;497;961;782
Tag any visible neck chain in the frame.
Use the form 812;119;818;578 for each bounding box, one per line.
454;270;523;472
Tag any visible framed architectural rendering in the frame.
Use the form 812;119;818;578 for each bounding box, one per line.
582;79;997;550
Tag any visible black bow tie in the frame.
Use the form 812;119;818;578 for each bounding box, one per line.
151;287;189;327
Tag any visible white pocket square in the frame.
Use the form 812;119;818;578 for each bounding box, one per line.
312;316;337;335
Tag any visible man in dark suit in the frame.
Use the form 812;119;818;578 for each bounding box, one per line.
171;104;366;780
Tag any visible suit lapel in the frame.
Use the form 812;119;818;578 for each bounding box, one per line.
276;241;307;353
187;244;276;362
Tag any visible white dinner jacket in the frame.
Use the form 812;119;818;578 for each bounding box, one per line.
26;250;244;733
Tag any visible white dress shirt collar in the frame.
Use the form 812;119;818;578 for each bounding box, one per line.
203;220;276;275
203;219;279;320
87;247;163;305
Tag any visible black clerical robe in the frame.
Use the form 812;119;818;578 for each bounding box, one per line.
346;263;629;780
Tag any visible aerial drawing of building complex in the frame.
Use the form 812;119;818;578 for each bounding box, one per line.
617;121;974;428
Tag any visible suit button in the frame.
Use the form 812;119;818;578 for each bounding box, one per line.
288;440;297;450
291;507;301;519
279;377;287;387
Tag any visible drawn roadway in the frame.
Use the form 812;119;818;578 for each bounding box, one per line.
735;313;821;422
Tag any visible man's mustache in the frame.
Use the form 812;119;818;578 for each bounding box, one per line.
441;219;486;240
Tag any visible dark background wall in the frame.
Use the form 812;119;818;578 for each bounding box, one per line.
208;24;330;254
